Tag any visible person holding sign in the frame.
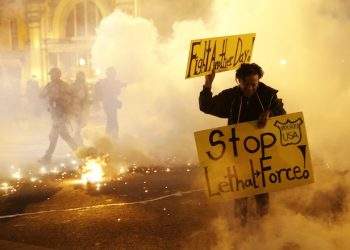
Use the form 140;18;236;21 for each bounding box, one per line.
199;63;286;225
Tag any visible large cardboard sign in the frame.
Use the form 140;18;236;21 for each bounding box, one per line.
194;112;314;202
185;33;256;79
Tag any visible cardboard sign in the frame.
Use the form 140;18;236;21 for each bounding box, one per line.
194;112;314;202
185;33;256;79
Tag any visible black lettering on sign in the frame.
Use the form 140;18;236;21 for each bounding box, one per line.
209;41;217;71
225;165;255;191
203;166;220;197
260;132;276;158
274;118;303;146
256;160;311;186
204;40;211;72
206;129;226;160
229;127;240;156
297;145;307;169
219;39;228;68
186;41;201;78
232;38;251;67
260;156;272;187
249;159;260;188
244;136;260;154
233;38;243;67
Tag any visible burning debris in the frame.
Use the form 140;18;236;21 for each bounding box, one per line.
0;145;195;199
74;146;111;188
80;157;106;184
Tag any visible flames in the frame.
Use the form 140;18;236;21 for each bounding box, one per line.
0;152;124;197
79;157;107;184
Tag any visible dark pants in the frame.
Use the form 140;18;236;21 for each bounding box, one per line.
43;113;78;160
74;109;88;146
103;106;118;138
234;193;269;226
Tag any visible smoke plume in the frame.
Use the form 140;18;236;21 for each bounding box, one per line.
90;1;350;249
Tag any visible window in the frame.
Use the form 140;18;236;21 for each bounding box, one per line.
65;1;102;38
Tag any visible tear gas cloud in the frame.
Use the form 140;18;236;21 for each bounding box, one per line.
90;0;350;249
181;169;350;250
92;0;349;168
0;0;349;247
0;74;51;170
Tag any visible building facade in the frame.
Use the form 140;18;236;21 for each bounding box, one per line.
0;0;138;89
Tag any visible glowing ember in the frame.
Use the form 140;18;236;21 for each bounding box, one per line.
51;167;59;174
1;182;16;195
80;158;105;184
30;177;38;182
12;170;21;180
1;183;9;191
119;166;126;174
39;167;47;174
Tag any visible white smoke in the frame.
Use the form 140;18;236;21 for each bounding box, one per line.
91;0;349;167
182;168;350;250
90;1;350;249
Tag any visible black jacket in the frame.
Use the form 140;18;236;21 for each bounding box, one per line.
199;82;286;125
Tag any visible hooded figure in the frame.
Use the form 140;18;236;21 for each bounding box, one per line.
199;63;286;225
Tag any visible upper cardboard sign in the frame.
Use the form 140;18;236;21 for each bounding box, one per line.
185;33;256;79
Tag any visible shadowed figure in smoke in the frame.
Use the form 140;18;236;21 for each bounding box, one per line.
39;67;78;164
199;63;286;225
95;67;126;139
72;71;90;146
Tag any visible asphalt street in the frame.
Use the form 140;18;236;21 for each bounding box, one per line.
0;165;234;250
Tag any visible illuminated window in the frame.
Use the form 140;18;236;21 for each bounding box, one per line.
66;1;102;38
